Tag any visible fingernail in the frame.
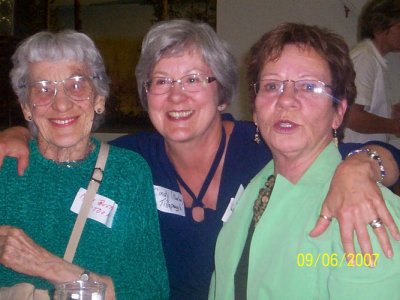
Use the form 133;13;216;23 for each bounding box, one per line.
388;249;393;258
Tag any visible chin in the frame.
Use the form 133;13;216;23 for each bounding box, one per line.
52;135;90;149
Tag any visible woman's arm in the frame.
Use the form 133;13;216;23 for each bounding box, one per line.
0;126;31;175
0;226;115;300
310;144;400;259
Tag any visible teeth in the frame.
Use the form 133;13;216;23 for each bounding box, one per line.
169;111;193;119
52;118;74;125
280;122;292;128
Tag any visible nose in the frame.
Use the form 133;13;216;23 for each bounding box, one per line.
276;81;300;108
170;79;185;91
51;84;73;111
168;79;186;102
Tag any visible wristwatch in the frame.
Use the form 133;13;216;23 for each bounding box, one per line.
80;270;90;281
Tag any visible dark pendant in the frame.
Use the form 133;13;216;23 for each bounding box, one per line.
192;206;205;222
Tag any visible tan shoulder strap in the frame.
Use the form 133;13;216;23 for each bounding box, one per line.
63;142;110;263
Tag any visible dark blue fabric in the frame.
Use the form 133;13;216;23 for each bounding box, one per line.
110;113;400;300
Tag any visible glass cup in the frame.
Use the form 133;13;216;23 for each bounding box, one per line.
54;280;106;300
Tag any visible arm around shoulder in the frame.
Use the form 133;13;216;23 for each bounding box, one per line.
0;126;32;175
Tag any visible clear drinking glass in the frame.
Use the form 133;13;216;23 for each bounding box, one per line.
54;280;106;300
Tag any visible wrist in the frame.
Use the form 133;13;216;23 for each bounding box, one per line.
346;148;386;184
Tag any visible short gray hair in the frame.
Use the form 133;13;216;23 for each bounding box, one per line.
135;19;238;110
10;30;110;135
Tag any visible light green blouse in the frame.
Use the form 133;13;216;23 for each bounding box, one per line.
210;143;400;300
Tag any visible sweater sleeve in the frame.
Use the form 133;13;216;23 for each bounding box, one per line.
109;149;169;299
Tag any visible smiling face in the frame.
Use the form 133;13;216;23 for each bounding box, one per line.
22;60;105;159
253;44;347;163
146;49;220;145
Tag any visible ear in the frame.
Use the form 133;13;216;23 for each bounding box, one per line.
20;103;33;122
332;99;347;129
94;95;106;113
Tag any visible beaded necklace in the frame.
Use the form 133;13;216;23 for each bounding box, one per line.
234;174;276;298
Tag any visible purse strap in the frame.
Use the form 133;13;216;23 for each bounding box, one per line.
63;142;110;263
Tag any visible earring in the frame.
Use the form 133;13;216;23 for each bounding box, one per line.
217;104;226;112
96;108;104;114
333;128;338;147
27;115;32;121
254;124;261;144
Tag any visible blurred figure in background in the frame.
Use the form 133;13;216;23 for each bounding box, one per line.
344;0;400;143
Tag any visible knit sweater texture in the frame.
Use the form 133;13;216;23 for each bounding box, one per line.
0;138;169;299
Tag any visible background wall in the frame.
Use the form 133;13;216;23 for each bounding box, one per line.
217;0;400;120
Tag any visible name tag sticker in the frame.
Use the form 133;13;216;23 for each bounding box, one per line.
71;188;118;228
154;185;185;216
222;184;244;222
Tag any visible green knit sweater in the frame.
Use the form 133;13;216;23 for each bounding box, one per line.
0;138;169;299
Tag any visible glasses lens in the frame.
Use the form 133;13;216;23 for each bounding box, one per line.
148;77;171;95
181;74;204;92
64;77;93;101
256;80;283;96
295;80;329;100
30;81;55;106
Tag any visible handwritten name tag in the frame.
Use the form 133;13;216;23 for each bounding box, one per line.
221;184;244;222
154;185;185;216
71;188;118;228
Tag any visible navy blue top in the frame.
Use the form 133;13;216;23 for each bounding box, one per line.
110;113;400;300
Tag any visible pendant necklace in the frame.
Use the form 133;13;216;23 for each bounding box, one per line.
171;127;226;222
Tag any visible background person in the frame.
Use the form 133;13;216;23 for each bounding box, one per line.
0;30;169;299
344;0;400;143
211;22;400;300
1;20;400;300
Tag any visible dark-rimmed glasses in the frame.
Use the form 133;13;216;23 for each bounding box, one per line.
25;75;98;107
253;79;340;103
144;74;216;95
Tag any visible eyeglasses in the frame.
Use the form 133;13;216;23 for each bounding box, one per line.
144;73;216;95
25;75;98;107
253;79;340;103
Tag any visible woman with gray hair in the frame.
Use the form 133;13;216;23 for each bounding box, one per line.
0;30;169;299
114;19;400;299
1;20;400;300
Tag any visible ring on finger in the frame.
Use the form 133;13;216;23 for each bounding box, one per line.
319;214;333;222
369;218;383;230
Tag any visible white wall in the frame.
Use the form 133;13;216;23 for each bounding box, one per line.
217;0;400;120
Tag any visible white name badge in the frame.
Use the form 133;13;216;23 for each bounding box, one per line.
154;185;185;216
71;188;118;228
221;184;244;222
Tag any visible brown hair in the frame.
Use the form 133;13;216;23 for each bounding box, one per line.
360;0;400;39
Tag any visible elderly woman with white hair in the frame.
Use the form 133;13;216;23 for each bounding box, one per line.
0;30;169;299
1;21;400;300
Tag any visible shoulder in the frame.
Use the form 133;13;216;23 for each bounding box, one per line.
228;116;271;158
351;40;380;70
223;113;258;139
109;130;163;156
107;144;150;171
